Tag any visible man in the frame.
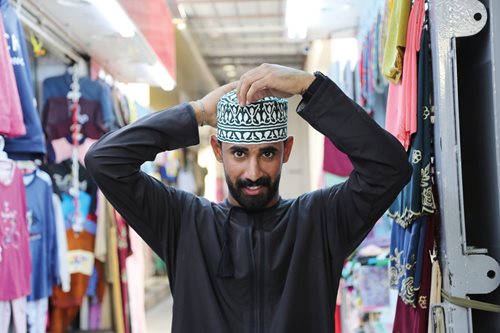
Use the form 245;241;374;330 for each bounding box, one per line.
85;64;411;332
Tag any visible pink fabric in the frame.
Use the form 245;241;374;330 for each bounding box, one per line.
126;227;148;333
0;15;25;138
323;137;353;177
0;164;32;300
385;0;425;151
51;137;97;166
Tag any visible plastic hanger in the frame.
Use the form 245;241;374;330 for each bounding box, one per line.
0;136;9;162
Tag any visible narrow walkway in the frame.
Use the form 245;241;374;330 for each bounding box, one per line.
145;293;173;333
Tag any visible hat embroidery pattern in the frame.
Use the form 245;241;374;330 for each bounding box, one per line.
217;90;288;144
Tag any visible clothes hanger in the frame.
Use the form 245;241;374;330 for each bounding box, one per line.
0;136;10;163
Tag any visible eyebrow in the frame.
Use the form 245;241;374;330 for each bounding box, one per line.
259;146;278;154
228;146;249;154
227;145;279;154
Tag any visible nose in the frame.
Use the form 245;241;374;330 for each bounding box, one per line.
243;156;264;182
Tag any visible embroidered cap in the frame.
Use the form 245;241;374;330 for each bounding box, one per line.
216;89;288;144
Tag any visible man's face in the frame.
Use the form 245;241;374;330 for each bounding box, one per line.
211;136;294;210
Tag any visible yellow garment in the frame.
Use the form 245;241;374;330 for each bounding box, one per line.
382;0;411;83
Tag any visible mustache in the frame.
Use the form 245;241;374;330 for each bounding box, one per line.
236;177;271;188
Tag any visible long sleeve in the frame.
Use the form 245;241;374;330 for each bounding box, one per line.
46;185;59;289
53;194;70;292
297;76;412;260
84;103;200;260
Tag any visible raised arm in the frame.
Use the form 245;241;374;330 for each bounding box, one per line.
85;83;237;259
237;64;412;260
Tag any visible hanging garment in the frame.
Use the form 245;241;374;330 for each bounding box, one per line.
385;0;426;151
389;216;427;306
381;0;411;83
115;212;132;333
44;159;98;215
27;297;48;333
50;136;97;165
52;194;70;292
126;228;148;333
0;297;27;333
0;14;25;138
428;249;444;333
43;73;116;130
323;137;353;177
392;214;435;333
42;97;105;141
23;169;59;301
1;0;46;158
0;162;31;301
50;211;96;333
388;28;436;227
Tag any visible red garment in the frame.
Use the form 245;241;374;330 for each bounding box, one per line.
115;211;132;333
42;97;105;141
323;137;353;177
0;15;25;138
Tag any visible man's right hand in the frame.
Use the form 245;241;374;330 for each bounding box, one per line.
190;81;238;128
236;64;315;106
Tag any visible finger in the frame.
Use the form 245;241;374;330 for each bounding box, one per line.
237;67;267;105
246;77;271;104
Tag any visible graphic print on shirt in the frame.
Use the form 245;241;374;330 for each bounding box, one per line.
1;201;21;252
26;209;42;242
3;31;25;67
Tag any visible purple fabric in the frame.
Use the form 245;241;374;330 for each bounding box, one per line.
323;137;353;177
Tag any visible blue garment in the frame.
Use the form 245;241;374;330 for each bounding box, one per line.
43;74;115;130
24;170;59;301
389;216;428;306
1;0;46;158
61;191;96;235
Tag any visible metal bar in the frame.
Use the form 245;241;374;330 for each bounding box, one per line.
191;25;285;34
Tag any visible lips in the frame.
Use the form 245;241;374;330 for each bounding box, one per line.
242;185;264;196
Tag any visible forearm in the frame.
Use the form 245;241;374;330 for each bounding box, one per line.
298;76;411;257
85;103;200;180
84;103;200;256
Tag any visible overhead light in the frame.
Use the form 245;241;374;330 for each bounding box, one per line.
223;64;236;71
88;0;136;38
226;70;237;78
285;0;321;39
149;62;176;91
173;19;187;30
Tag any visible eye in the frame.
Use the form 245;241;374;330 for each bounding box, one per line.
233;150;245;158
262;151;275;159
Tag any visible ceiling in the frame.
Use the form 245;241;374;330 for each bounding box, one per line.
15;0;365;90
165;0;364;84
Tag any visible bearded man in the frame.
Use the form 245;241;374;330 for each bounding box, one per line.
85;64;411;333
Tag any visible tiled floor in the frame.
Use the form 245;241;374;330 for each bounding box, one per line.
145;293;173;333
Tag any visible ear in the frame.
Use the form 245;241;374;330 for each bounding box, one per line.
282;136;294;163
210;135;223;162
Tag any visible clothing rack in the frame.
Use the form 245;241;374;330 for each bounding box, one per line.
67;63;84;233
429;0;500;331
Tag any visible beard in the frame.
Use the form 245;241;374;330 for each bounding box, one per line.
226;173;280;211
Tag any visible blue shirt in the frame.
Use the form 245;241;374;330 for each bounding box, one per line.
43;74;116;130
1;0;46;158
24;169;59;300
